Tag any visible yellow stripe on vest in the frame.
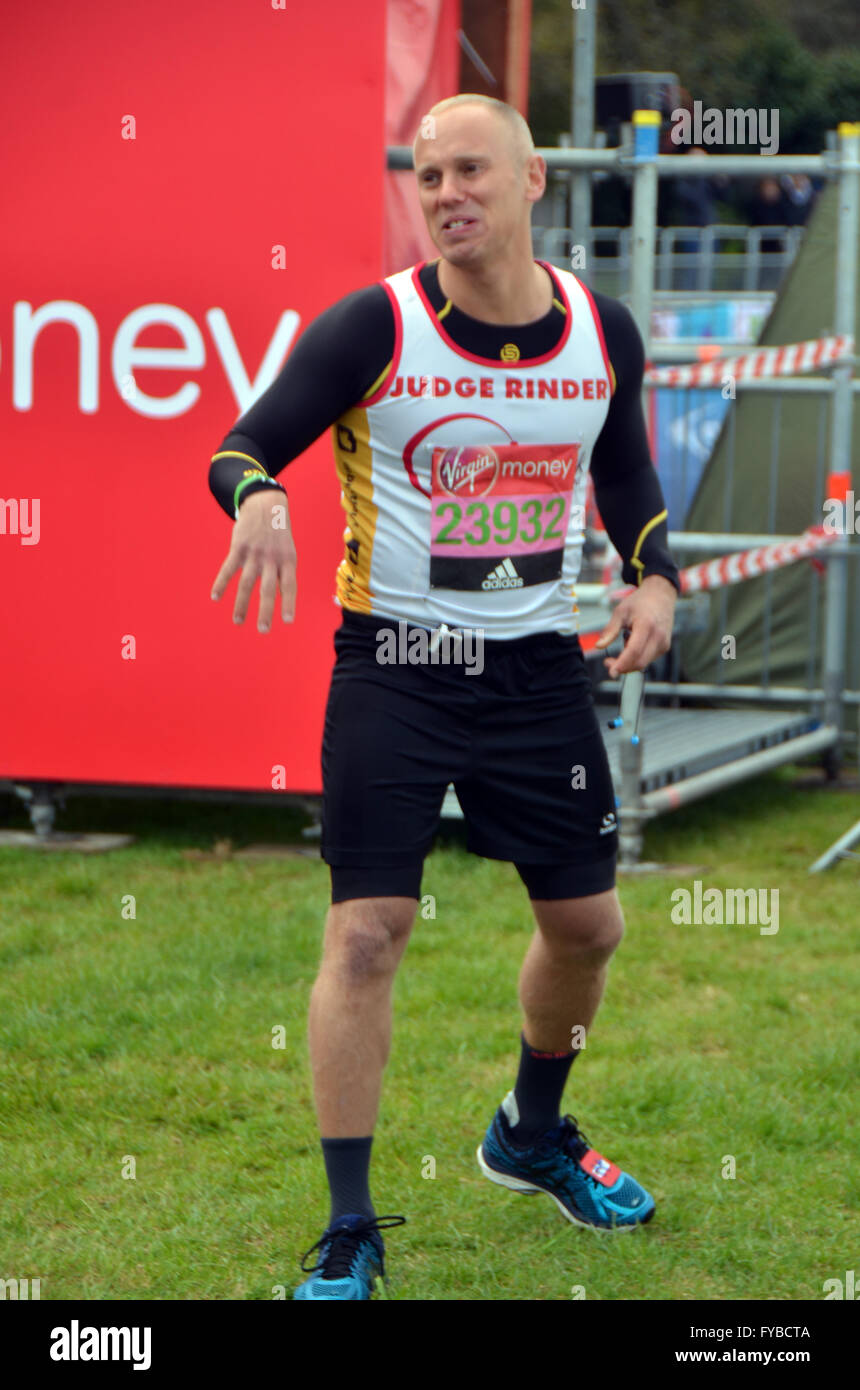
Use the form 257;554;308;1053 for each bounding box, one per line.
332;407;378;614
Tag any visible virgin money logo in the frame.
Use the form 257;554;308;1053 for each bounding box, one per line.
436;445;499;498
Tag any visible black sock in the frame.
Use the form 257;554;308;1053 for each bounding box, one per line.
321;1136;376;1225
509;1032;579;1146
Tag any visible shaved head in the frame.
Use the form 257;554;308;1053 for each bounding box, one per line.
413;94;535;171
411;93;547;304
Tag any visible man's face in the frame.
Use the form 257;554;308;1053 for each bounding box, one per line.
413;107;542;267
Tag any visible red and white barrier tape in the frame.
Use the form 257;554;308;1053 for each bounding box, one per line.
610;525;840;600
644;335;854;389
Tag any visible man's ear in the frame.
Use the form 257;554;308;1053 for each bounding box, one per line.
525;153;546;204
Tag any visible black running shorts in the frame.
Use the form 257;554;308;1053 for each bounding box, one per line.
320;610;618;902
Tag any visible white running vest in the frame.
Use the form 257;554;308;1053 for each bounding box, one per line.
331;260;613;639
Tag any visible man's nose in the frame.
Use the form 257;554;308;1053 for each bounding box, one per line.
438;174;464;203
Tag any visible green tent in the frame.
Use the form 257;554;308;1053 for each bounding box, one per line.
679;182;860;696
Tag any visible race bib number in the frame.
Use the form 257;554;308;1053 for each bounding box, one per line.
429;442;582;591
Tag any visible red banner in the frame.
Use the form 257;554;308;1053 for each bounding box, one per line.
385;0;461;274
0;0;386;794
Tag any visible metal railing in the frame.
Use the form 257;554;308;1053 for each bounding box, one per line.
531;223;805;295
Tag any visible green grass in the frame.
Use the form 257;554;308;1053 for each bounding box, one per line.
0;767;857;1300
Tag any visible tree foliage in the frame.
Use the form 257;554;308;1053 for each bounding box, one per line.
529;0;860;153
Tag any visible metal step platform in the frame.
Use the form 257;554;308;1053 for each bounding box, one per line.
600;705;821;792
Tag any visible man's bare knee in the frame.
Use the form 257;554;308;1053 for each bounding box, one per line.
323;896;417;982
532;890;625;959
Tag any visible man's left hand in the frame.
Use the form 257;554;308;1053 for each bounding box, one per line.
594;574;677;677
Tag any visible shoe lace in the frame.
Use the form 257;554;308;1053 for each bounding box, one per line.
552;1114;591;1163
299;1214;406;1277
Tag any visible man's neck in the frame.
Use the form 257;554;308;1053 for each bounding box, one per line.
436;256;554;326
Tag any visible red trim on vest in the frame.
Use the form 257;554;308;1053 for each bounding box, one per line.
410;260;574;369
577;278;615;396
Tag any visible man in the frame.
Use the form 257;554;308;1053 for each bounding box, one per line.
208;95;678;1301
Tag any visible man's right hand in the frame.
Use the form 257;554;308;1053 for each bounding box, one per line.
210;489;297;633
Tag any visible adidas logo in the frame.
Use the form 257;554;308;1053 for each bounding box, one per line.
599;811;617;836
481;558;523;590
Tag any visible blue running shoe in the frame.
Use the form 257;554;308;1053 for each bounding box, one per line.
293;1213;406;1300
477;1091;655;1232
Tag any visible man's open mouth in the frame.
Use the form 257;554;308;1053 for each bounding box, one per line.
443;217;476;231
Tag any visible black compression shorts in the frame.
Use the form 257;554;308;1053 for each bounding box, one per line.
320;610;618;903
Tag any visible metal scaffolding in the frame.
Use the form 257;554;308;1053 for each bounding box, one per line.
390;122;860;870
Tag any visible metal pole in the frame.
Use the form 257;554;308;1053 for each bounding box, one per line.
387;146;836;175
823;124;860;744
809;818;860;872
570;0;596;258
601;681;833;703
613;668;646;867
617;109;661;867
629;110;660;349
